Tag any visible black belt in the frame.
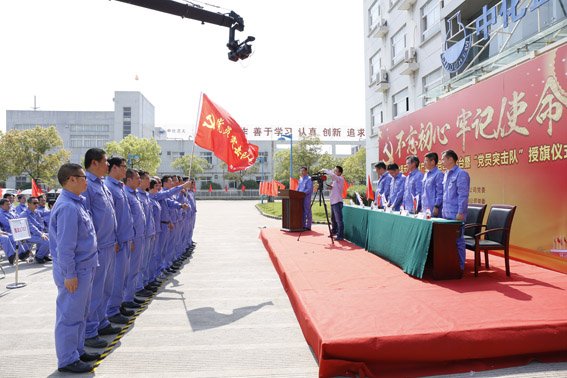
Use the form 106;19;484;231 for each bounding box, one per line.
160;221;170;224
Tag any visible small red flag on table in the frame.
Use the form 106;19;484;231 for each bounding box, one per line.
208;184;212;193
242;185;246;193
195;93;259;172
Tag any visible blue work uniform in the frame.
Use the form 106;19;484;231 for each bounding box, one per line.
21;207;50;258
124;185;146;303
403;169;424;213
297;175;313;230
389;172;407;211
148;192;163;280
186;189;197;248
104;176;134;317
421;167;444;215
155;186;184;272
37;205;51;227
0;208;20;259
442;165;471;270
375;172;392;207
83;172;118;339
136;188;154;291
16;203;27;215
49;189;98;369
0;233;17;260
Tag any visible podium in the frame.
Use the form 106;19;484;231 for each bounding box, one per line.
278;189;306;232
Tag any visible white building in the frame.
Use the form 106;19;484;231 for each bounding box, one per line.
364;0;567;179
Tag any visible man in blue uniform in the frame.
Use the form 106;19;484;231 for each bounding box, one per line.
321;166;345;241
50;163;99;373
83;148;121;350
37;194;51;226
421;152;444;217
0;198;30;261
0;229;17;265
374;161;391;207
148;178;164;281
104;157;135;325
297;167;313;231
21;197;51;263
15;194;27;215
402;155;424;214
386;163;406;211
441;150;471;271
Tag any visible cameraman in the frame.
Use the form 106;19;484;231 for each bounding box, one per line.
297;167;313;231
320;166;344;241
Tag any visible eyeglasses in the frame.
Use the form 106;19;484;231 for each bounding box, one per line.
119;164;127;168
30;202;39;205
72;175;88;180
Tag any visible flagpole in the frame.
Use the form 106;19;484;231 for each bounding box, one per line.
188;92;203;179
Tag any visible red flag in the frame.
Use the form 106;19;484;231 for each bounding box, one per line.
208;184;212;193
290;178;299;191
267;181;272;196
242;185;246;193
225;185;228;192
366;175;375;200
17;189;21;195
32;179;43;197
195;93;259;172
272;180;282;196
0;187;3;198
193;187;197;192
342;181;350;199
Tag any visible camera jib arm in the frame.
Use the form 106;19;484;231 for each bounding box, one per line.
113;0;254;61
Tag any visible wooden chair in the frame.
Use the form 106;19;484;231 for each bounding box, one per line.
464;205;517;277
464;203;487;244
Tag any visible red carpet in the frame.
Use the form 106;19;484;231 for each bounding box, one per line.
260;226;567;378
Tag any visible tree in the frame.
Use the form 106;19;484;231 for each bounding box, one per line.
172;154;210;177
342;147;366;184
105;135;161;175
316;153;344;173
219;160;260;187
273;135;323;181
0;126;70;188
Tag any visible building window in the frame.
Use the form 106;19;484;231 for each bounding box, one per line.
258;151;268;163
369;1;381;31
370;50;382;82
200;151;213;165
421;0;441;42
123;107;132;118
70;124;109;132
422;69;443;105
391;25;406;66
371;104;384;135
70;135;108;148
123;107;131;138
15;176;27;188
393;88;409;118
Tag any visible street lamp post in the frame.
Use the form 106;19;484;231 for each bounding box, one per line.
258;157;265;204
277;134;293;183
128;154;139;169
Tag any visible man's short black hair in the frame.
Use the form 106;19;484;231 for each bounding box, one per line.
406;155;419;167
27;196;38;204
137;170;149;179
425;152;439;165
107;156;126;173
442;149;459;162
300;166;308;171
162;175;171;183
335;165;343;174
58;163;84;186
375;161;387;170
0;198;9;206
3;193;13;199
17;194;26;201
149;178;159;190
387;163;399;171
84;148;106;169
126;168;138;180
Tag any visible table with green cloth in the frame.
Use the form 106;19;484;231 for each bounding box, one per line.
342;205;463;279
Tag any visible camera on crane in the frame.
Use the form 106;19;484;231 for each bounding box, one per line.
227;35;255;62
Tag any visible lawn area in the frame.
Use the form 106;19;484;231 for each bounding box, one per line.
257;200;334;222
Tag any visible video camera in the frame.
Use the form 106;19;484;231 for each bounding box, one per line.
310;172;327;185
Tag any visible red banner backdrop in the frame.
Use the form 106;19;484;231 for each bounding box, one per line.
379;44;567;270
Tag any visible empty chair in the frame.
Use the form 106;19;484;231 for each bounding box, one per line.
464;203;487;244
464;205;517;277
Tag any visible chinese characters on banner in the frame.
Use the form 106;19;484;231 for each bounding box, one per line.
242;126;366;139
379;45;567;259
195;93;259;172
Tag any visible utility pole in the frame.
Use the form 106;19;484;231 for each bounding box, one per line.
31;96;40;111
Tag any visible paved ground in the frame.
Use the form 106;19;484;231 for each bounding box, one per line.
0;200;565;378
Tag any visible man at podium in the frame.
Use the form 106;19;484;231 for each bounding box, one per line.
297;167;313;231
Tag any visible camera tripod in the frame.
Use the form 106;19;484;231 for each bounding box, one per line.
297;182;334;245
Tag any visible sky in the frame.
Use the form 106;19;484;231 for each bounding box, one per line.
0;0;366;141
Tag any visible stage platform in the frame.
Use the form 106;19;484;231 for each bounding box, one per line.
260;226;567;378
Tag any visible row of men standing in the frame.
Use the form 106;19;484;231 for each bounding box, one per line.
375;149;470;270
50;148;197;373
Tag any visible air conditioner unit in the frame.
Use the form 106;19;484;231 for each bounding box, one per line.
397;0;417;11
371;18;389;38
373;69;390;92
404;47;417;63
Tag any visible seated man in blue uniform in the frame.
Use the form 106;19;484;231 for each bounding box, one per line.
21;196;51;263
15;194;27;215
441;149;470;271
50;163;100;373
0;198;30;261
297;167;313;231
